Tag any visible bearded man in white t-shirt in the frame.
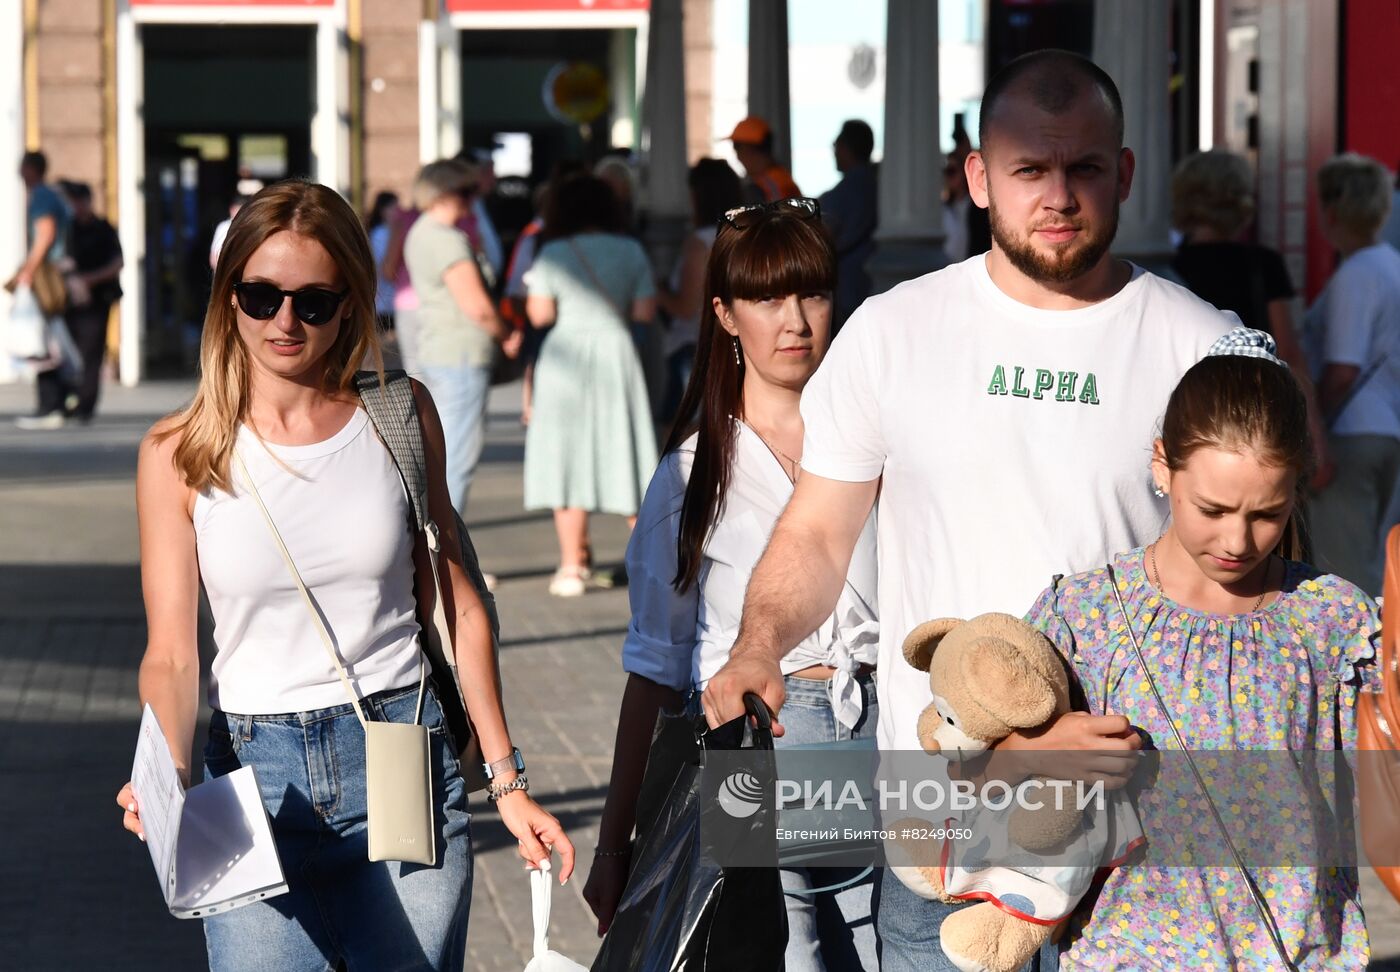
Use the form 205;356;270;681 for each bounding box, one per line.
703;49;1235;971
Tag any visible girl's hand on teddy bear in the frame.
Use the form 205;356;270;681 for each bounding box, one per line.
994;712;1142;790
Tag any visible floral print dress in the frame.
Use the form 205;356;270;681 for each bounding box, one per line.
1026;547;1379;970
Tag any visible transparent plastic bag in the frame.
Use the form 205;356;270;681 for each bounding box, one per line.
6;286;46;359
523;861;587;972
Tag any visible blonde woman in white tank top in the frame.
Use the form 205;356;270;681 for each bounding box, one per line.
114;181;572;972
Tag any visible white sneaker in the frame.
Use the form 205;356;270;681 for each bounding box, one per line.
15;413;65;430
548;567;589;598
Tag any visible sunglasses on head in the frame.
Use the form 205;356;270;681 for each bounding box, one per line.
719;196;821;232
232;281;349;326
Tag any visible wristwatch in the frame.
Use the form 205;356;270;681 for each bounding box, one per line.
483;747;525;780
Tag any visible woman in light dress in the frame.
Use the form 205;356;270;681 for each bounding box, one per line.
524;175;658;597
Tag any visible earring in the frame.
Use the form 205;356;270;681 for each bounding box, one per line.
1152;483;1167;499
733;336;742;367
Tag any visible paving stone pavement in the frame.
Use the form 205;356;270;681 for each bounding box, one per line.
4;375;1400;971
0;378;626;971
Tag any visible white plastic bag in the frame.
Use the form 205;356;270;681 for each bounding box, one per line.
6;286;47;359
523;861;587;972
47;314;84;384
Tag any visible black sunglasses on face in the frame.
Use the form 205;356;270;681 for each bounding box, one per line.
719;196;822;231
232;281;350;326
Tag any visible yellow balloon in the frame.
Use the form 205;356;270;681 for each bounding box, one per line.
543;62;610;125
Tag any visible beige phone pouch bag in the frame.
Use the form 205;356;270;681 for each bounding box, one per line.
235;451;436;866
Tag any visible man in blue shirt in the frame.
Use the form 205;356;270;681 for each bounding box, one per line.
819;120;878;330
17;150;70;283
14;150;74;429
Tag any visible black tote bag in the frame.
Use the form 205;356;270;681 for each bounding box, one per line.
592;694;787;972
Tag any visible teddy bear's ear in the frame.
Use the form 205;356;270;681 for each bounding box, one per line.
960;637;1059;728
902;619;962;672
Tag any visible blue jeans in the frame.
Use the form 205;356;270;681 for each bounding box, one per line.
419;363;493;521
201;684;473;972
873;866;1060;972
775;673;879;972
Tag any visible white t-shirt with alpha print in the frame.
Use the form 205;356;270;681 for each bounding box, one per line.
800;253;1235;752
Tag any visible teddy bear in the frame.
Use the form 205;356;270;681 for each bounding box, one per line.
884;612;1141;972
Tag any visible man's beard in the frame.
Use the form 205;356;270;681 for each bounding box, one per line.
987;193;1119;285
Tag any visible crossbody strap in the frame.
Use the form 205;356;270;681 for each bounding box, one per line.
421;520;455;677
233;448;426;729
566;238;629;322
1104;563;1296;971
1327;348;1392;431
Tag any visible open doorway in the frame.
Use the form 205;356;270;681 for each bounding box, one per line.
458;26;636;265
141;24;314;376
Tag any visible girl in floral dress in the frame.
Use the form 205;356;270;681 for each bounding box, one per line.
1027;328;1378;969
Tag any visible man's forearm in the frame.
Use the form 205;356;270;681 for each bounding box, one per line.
84;257;123;286
731;515;850;664
20;245;50;277
471;310;509;341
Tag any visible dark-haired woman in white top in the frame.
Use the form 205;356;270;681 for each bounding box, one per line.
584;199;879;971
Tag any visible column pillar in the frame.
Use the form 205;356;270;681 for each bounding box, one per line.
435;12;460;160
416;8;454;163
640;0;689;416
746;0;790;166
0;0;25;383
313;10;351;196
867;0;946;295
360;0;421;202
641;0;689;232
1093;0;1172;265
115;1;143;386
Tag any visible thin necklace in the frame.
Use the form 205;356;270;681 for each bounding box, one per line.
749;425;801;483
1149;540;1270;613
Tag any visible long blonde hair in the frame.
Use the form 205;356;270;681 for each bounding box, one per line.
159;180;383;491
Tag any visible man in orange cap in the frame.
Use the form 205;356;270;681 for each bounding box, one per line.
725;115;801;204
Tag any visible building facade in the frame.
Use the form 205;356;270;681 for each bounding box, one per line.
2;0;1396;385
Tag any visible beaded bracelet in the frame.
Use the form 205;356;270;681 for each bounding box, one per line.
487;773;529;802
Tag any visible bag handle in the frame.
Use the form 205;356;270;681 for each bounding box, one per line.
233;448;426;729
531;859;553;959
698;692;775;752
1105;563;1297;971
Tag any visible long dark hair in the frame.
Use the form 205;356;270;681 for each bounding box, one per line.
666;212;836;591
543;175;621;240
1160;354;1314;560
365;190;398;231
688;159;744;227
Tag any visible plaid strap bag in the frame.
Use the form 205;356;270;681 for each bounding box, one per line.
356;368;498;792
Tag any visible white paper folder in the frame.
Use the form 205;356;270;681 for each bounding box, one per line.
131;704;289;919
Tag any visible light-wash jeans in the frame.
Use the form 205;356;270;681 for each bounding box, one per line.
419;363;493;521
873;865;1060;972
201;684;473;971
775;672;879;972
